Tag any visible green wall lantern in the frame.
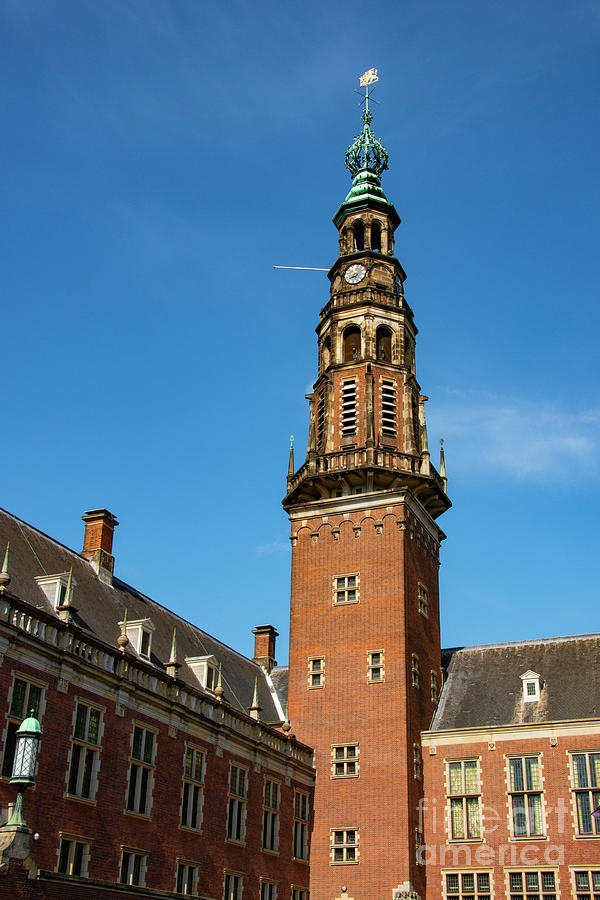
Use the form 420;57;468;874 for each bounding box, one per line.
5;712;42;830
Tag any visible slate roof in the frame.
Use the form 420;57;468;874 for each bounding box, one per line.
0;506;283;724
432;634;600;730
271;666;289;709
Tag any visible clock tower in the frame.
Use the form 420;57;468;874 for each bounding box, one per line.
284;81;450;900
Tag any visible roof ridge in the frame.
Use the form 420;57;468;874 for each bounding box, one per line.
442;633;600;654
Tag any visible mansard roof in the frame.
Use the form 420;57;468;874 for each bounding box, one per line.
433;633;600;731
0;506;283;724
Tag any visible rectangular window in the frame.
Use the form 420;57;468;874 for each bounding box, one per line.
332;744;359;778
263;779;280;851
126;725;155;816
227;765;248;842
414;745;422;779
294;791;309;861
447;759;481;840
341;380;357;437
308;657;324;689
445;872;491;900
224;873;243;900
508;756;544;837
57;838;89;877
418;583;428;616
260;880;277;900
67;702;101;800
508;870;557;900
292;890;308;900
572;752;600;835
331;828;359;864
381;379;397;437
181;746;204;830
574;869;600;900
334;574;358;605
411;654;420;688
120;851;147;887
368;650;384;682
176;862;198;896
2;676;43;777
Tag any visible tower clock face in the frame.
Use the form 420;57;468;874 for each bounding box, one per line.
345;263;366;285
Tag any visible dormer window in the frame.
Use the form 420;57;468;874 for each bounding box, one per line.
520;670;542;703
119;618;155;661
186;656;218;693
36;573;74;609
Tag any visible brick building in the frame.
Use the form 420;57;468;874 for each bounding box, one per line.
279;77;600;900
0;506;314;898
1;78;599;900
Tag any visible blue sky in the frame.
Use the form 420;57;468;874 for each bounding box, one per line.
1;0;598;662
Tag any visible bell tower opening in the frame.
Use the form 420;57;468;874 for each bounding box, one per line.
352;220;364;251
343;325;361;362
376;325;392;361
371;219;381;251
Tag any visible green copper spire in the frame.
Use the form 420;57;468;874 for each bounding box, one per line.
333;70;400;231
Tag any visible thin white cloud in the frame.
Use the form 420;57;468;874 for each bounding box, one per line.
427;389;600;482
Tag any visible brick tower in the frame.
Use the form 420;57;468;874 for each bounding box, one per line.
284;76;451;900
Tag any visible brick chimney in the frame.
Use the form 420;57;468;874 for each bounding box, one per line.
252;625;278;673
81;509;119;583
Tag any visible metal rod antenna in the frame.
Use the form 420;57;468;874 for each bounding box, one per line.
273;266;328;271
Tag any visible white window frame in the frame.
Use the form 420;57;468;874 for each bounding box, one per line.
118;618;155;660
186;655;218;692
506;869;559;900
571;867;600;900
520;670;542;702
570;751;600;836
447;758;482;841
224;871;243;900
36;572;74;609
260;879;278;900
443;870;492;900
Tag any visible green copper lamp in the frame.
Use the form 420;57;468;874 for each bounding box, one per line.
5;712;42;829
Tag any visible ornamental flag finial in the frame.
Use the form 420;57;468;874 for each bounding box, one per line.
345;68;389;179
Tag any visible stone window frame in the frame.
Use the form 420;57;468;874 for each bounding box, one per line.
223;871;244;900
293;790;309;861
367;649;384;683
1;671;47;779
333;573;360;606
411;654;420;688
571;867;600;899
443;870;492;900
262;777;281;853
66;698;105;803
331;742;359;779
119;847;148;887
125;722;157;819
505;869;559;900
330;827;359;865
505;754;545;839
308;656;324;689
417;583;428;617
260;878;278;900
176;859;200;896
180;743;205;832
57;832;92;877
446;757;482;842
226;764;248;844
569;750;600;837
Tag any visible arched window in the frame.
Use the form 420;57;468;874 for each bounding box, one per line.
353;221;364;251
343;326;361;363
322;335;331;369
371;221;381;252
376;326;392;362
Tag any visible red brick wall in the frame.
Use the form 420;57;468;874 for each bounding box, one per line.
0;657;312;898
423;731;600;899
288;499;441;900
